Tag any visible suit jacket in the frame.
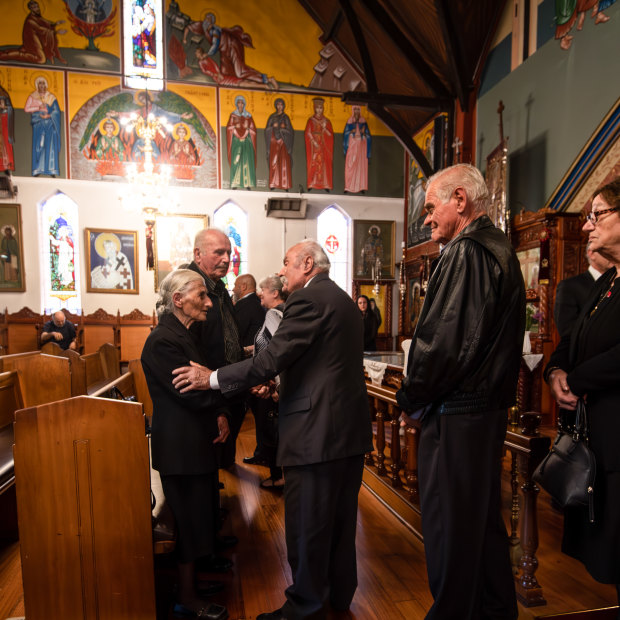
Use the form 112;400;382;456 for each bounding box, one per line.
217;272;373;467
234;292;265;347
553;270;596;339
141;313;229;475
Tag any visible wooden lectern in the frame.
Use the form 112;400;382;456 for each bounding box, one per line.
14;395;156;619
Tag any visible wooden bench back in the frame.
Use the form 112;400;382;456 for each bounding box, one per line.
128;358;153;417
1;307;43;355
0;370;24;429
14;396;156;618
82;308;118;355
1;354;71;408
118;309;155;363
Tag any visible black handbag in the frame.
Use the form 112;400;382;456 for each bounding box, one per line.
532;398;596;523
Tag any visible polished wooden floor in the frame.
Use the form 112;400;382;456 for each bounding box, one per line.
0;417;617;619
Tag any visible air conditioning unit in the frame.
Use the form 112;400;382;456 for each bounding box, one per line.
265;197;308;219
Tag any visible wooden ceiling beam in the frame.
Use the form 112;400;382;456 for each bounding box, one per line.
338;0;378;92
359;0;450;98
368;104;434;177
343;91;452;111
434;0;467;110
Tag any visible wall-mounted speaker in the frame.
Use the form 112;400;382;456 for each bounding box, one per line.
265;197;308;219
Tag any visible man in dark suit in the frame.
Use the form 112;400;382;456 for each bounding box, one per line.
187;228;246;465
173;240;373;620
232;273;265;347
553;242;612;338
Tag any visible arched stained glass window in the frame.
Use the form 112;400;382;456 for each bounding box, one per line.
317;204;350;293
123;0;164;90
39;192;81;315
213;201;248;293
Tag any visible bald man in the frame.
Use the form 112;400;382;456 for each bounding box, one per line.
232;273;265;348
41;310;77;350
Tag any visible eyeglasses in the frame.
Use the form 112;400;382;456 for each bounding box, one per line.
586;206;619;224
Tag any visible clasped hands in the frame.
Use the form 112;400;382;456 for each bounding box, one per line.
548;368;579;410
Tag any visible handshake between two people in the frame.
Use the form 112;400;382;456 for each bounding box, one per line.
172;361;278;401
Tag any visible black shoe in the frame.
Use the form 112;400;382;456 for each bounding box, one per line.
243;455;268;465
257;609;286;620
195;555;233;573
173;602;228;619
215;535;238;551
196;580;225;597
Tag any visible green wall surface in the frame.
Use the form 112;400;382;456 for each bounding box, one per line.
477;1;620;212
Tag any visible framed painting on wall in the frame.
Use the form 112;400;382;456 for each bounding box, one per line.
154;213;208;290
85;228;138;294
0;203;25;292
353;220;395;279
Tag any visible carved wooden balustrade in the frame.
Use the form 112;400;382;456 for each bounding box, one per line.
363;354;551;607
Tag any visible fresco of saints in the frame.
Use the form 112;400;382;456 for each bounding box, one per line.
343;105;371;194
90;232;134;290
304;97;334;190
0;84;15;172
93;118;126;161
24;76;61;177
168;122;199;166
168;9;277;88
265;98;293;190
0;0;67;65
226;95;256;189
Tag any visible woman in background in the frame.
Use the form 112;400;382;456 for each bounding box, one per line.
357;294;378;350
545;178;620;610
142;269;229;620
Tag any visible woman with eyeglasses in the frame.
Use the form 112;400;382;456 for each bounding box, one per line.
544;178;620;609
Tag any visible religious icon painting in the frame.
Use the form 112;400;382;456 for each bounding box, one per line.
85;228;139;294
0;203;25;292
353;220;395;279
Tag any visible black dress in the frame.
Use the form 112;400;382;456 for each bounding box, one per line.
546;268;620;584
361;310;378;350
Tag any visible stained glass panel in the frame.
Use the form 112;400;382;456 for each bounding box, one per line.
213;201;248;293
123;0;164;90
317;205;350;293
39;192;81;314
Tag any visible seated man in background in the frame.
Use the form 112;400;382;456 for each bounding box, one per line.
40;310;77;350
553;241;612;338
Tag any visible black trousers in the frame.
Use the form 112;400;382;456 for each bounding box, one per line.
281;454;364;620
418;410;517;620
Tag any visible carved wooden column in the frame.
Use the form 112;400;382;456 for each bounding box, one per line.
374;397;387;476
403;423;420;503
513;412;549;607
386;403;402;488
365;394;375;466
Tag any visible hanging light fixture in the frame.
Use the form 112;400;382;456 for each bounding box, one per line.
119;90;177;217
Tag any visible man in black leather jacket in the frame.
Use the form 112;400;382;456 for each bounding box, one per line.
397;164;525;620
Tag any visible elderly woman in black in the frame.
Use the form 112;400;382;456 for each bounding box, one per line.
545;178;620;609
142;269;229;620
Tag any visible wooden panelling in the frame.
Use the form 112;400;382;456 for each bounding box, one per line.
14;396;156;619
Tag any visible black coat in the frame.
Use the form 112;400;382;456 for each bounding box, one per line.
553;270;596;339
217;272;373;467
234;292;265;347
141;313;229;475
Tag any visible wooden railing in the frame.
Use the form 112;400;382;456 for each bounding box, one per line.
363;364;551;607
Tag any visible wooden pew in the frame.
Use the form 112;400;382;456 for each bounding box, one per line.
0;370;24;541
14;395;156;618
82;307;118;354
0;353;71;408
118;309;156;364
81;342;121;395
0;307;44;355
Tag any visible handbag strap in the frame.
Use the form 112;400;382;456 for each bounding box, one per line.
573;398;590;443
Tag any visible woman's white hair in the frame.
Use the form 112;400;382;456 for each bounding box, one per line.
156;269;203;318
428;164;490;215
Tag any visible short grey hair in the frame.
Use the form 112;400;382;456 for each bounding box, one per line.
294;239;330;273
259;274;288;301
156;269;204;318
429;163;490;215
